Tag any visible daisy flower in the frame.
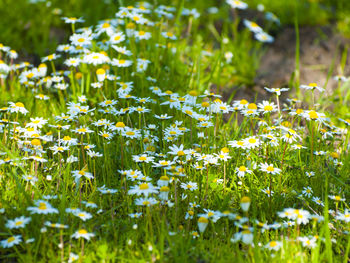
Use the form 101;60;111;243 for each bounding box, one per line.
82;201;98;208
64;57;81;67
261;188;274;197
135;197;158;206
73;126;94;134
264;240;282;251
243;20;263;33
62;17;85;24
335;209;350;223
99;130;114;140
50;145;69;155
259;163;281;174
157;175;170;187
111;59;133;67
226;0;248;9
132;154;155;163
27;200;58;214
68;253;79;263
243;136;261;149
312;196;324;207
298;236;317;248
71;229;95;241
329;195;345;202
258;101;277;114
110;32;126;44
35;94;50;100
42;53;60;62
95;21;114;35
180;182;198;191
83;52;110;66
264;87;289;96
155;114;173;120
302;186;313;197
197;217;209;233
112;45;133;56
70;33;92;47
26;117;48;129
97;185;118;194
168;144;186;157
159;186;170;200
128;183;158;197
134;30;152;40
152;160;175;168
302;110;327;123
122;128;141;139
161;31;177;40
5;216;31;229
215;151;231;162
294;209;311;225
45;222;69;229
255;32;274;43
235;166;252;178
73;211;93;221
0;235;22;248
228;140;246;149
231;229;254;245
59;136;79;146
8;102;29;114
305;171;315;178
300;83;324;92
333;75;348;82
71;170;94;184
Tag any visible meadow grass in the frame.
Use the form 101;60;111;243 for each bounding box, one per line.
0;1;349;262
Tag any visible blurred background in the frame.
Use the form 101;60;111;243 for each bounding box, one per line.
1;0;350;57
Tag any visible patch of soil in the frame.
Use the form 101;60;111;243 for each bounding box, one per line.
256;25;350;96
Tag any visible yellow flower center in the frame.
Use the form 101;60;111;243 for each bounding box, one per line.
248;103;257;110
308;111;318;119
38;202;47;210
96;68;105;75
266;166;274;172
177;151;185;156
248;138;256;144
264;105;273;111
7;237;15;243
239;166;247;172
116;122;125;128
270;241;277;247
78;229;88;235
15;221;23;226
160;186;170;192
198;217;209;223
139;183;149;190
241;196;251;203
15;102;24;108
31;139;41;146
